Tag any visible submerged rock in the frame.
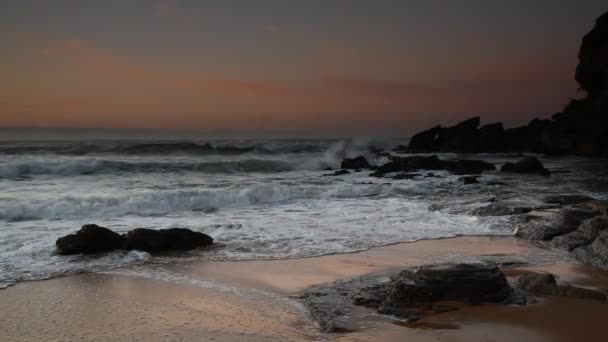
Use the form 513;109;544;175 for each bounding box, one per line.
501;157;550;176
460;176;478;185
370;155;494;177
56;224;125;255
125;228;214;253
340;156;371;170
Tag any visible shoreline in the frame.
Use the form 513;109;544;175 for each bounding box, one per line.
3;235;608;341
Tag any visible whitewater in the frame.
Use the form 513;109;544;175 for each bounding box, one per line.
1;139;607;288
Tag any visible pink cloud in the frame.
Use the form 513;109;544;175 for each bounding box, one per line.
42;38;303;98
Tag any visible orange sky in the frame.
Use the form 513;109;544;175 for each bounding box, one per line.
1;1;605;137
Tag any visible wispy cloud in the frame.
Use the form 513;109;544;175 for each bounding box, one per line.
41;38;302;98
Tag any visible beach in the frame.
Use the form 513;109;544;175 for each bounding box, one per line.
3;236;608;341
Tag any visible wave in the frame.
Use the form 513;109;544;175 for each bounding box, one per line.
0;158;301;179
0;138;406;156
0;183;389;221
0;140;335;156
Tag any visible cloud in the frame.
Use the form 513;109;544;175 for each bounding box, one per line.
41;38;302;98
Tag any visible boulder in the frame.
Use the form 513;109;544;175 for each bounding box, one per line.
501;157;550;176
125;228;213;253
578;216;608;240
573;230;608;269
56;224;125;255
340;156;371;170
378;264;511;317
550;231;589;251
325;169;350;176
407;125;440;151
515;273;606;301
515;208;597;241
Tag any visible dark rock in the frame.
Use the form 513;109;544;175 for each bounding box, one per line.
125;228;213;253
478;122;506;152
587;200;608;215
378;264;511;317
515;273;606;301
444;159;495;175
460;176;478;185
578;216;608;240
515;208;598;241
472;203;514;216
407;125;441;151
371;155;494;177
392;144;409;152
501;157;550;176
575;11;608;96
435;117;481;153
573;230;608;269
340;156;371;170
323;167;333;171
392;173;419;180
56;224;125;255
544;194;595;206
551;231;589;251
325;169;350;176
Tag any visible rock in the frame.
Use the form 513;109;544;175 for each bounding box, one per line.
587;200;608;215
544;194;595;205
578;216;608;240
325;169;350;176
407;125;441;151
370;155;494;177
378;264;511;317
501;157;550;176
340;156;371;170
551;231;589;251
472;203;514;216
125;228;213;253
515;208;598;241
515;273;606;301
435;117;481;153
56;224;125;255
573;230;608;269
445;160;495;175
460;176;478;185
392;173;419;180
575;11;608;96
478;122;506;152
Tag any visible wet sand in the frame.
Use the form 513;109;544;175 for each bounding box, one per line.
2;236;608;341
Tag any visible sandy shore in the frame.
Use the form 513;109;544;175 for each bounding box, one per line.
2;236;608;341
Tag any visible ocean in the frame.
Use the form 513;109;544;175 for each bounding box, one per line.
1;138;607;288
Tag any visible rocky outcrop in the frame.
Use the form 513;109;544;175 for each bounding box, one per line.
370;155;495;177
125;228;214;253
575;11;608;96
56;224;125;255
340;156;371;170
377;264;512;317
403;11;608;157
301;263;535;332
56;225;214;255
515;206;608;269
501;157;550;176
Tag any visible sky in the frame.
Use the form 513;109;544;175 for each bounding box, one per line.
1;0;607;138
